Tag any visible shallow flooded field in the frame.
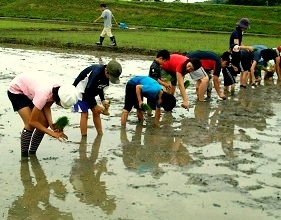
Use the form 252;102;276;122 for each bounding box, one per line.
0;46;281;220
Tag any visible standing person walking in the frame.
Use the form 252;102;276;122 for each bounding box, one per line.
93;4;118;46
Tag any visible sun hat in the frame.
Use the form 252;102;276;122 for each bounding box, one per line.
107;60;122;84
236;18;250;29
58;85;79;109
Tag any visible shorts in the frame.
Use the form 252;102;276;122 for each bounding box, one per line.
190;67;207;81
80;92;98;109
7;91;34;111
73;100;89;113
240;59;251;72
123;83;143;112
160;69;177;86
101;27;113;37
222;67;236;87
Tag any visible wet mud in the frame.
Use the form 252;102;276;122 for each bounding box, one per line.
0;46;281;220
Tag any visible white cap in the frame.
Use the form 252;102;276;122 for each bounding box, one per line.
58;85;79;109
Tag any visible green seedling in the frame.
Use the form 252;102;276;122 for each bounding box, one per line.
184;80;191;88
141;103;152;112
165;74;172;82
53;116;70;131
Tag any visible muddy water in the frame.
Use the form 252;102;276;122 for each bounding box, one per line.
0;46;281;220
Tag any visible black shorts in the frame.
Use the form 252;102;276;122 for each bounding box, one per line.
222;67;236;87
7;91;34;111
240;59;252;72
123;83;143;112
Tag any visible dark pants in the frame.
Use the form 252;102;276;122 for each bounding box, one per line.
123;83;143;112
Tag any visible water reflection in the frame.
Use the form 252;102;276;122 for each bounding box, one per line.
179;93;270;158
70;135;116;215
180;101;213;148
8;157;73;219
121;120;192;178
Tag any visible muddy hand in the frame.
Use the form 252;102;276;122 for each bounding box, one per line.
53;131;68;142
219;92;226;100
181;103;189;111
181;104;189;111
61;133;68;140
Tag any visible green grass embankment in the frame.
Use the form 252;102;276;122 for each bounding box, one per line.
0;0;281;55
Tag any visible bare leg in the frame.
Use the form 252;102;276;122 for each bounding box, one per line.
136;109;144;123
18;107;33;131
240;71;248;87
231;84;235;92
121;109;129;127
80;112;89;136
92;108;103;135
195;81;199;99
245;71;251;85
198;76;209;101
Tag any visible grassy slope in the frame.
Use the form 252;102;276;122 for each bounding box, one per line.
0;0;280;55
1;0;281;35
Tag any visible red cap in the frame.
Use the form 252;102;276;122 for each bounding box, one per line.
277;45;281;52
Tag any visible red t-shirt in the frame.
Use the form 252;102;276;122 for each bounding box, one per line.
161;54;189;75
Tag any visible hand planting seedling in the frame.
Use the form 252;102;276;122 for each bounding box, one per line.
141;103;152;112
102;100;111;116
165;74;172;84
184;80;191;88
53;116;70;132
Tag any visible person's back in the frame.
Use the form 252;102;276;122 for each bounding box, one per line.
128;76;162;100
187;50;227;100
161;54;188;74
187;50;221;76
121;75;176;127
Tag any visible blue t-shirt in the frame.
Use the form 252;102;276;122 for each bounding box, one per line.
128;76;162;100
252;45;268;65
